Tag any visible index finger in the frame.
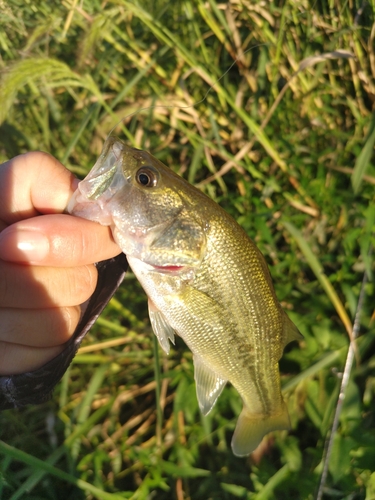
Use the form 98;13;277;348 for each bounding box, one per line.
0;213;121;266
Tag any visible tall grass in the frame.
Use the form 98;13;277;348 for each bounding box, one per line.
1;0;375;498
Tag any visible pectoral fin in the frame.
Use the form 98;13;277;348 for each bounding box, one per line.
148;300;175;354
193;355;227;416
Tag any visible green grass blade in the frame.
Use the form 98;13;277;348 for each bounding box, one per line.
256;464;291;500
70;363;110;460
282;221;353;340
0;58;84;125
61;104;98;164
282;330;374;393
7;399;116;498
351;113;375;193
0;441;125;500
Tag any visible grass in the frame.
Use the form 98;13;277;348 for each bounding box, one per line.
0;0;375;498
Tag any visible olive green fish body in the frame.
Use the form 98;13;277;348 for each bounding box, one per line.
68;137;301;456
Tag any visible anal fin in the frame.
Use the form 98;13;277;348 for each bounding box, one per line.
194;355;227;416
148;299;175;355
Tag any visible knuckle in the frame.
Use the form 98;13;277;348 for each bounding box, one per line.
61;305;81;337
70;265;98;304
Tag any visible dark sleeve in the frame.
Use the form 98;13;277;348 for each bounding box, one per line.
0;253;128;410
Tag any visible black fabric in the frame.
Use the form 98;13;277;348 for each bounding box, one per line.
0;253;128;410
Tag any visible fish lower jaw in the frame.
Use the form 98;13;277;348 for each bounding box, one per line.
127;255;196;282
148;263;197;281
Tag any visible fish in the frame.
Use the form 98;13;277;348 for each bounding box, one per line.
67;136;302;456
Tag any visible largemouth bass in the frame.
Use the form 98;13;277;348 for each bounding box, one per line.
68;136;302;456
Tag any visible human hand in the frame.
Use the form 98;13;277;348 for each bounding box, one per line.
0;151;121;376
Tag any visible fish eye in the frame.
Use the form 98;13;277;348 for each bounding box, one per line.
136;166;159;188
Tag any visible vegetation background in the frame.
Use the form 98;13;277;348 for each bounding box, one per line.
0;0;375;498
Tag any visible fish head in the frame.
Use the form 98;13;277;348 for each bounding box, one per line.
68;136;207;270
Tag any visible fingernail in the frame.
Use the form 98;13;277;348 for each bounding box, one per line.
0;230;50;263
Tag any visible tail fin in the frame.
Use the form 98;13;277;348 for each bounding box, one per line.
231;403;291;457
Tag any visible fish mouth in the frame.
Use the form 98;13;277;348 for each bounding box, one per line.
79;139;126;201
67;187;116;225
147;263;196;282
67;140;127;223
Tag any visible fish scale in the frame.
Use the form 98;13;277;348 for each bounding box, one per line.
189;215;282;411
68;136;303;456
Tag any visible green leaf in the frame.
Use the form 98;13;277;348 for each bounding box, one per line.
160;460;209;478
366;471;375;500
221;482;249;497
329;434;356;483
